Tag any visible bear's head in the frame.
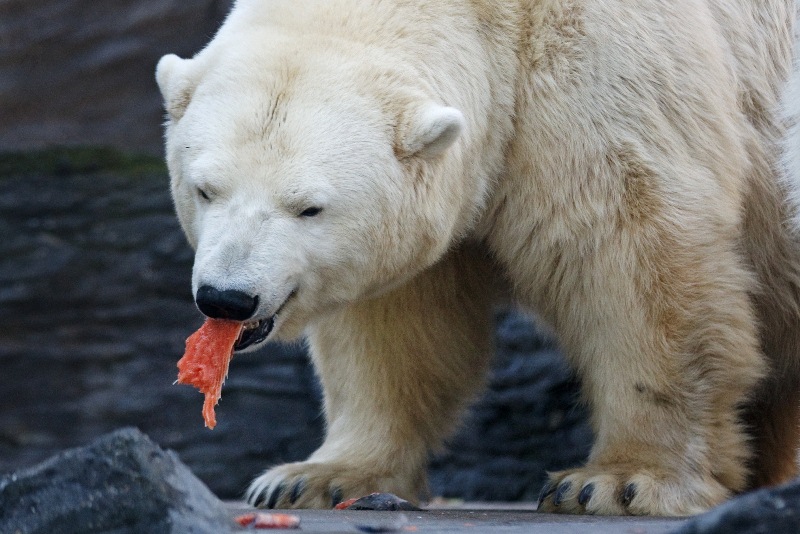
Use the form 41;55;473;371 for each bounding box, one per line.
156;42;472;347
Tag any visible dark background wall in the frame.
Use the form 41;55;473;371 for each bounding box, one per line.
0;1;590;501
0;0;233;155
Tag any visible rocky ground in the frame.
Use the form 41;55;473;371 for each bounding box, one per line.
3;427;798;533
0;148;591;502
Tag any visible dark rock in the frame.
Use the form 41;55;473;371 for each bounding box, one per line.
0;427;232;534
344;493;421;511
672;480;800;534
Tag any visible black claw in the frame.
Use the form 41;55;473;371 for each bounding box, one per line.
538;481;556;508
553;481;572;507
330;487;343;508
289;479;305;505
621;483;637;507
578;483;595;506
266;482;285;509
253;492;267;508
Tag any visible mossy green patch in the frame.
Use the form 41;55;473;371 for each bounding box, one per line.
0;147;167;177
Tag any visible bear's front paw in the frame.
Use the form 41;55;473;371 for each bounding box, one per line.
536;464;730;516
245;461;421;509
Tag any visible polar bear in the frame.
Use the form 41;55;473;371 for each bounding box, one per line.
157;0;800;516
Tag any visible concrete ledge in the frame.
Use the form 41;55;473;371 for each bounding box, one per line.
225;502;687;533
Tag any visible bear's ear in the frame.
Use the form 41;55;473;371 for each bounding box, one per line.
156;54;198;121
399;103;465;159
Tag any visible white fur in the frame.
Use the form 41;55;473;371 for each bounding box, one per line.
155;54;197;121
401;104;466;157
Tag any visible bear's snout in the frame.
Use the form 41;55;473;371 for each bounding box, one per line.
195;285;259;321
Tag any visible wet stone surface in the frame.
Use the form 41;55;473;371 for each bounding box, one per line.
0;149;590;501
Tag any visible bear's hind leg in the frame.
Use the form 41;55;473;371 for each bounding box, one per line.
246;245;497;509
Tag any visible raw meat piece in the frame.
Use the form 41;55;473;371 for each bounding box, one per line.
177;318;243;429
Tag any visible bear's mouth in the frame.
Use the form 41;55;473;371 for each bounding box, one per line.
233;289;296;351
234;317;274;351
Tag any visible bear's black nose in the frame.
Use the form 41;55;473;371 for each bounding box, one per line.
195;285;259;321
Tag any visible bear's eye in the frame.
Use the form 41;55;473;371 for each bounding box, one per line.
197;187;211;201
299;206;323;217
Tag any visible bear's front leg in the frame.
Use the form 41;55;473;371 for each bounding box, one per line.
532;232;766;516
246;246;496;509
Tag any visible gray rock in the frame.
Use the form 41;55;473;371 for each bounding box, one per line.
672;480;800;534
0;427;232;534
